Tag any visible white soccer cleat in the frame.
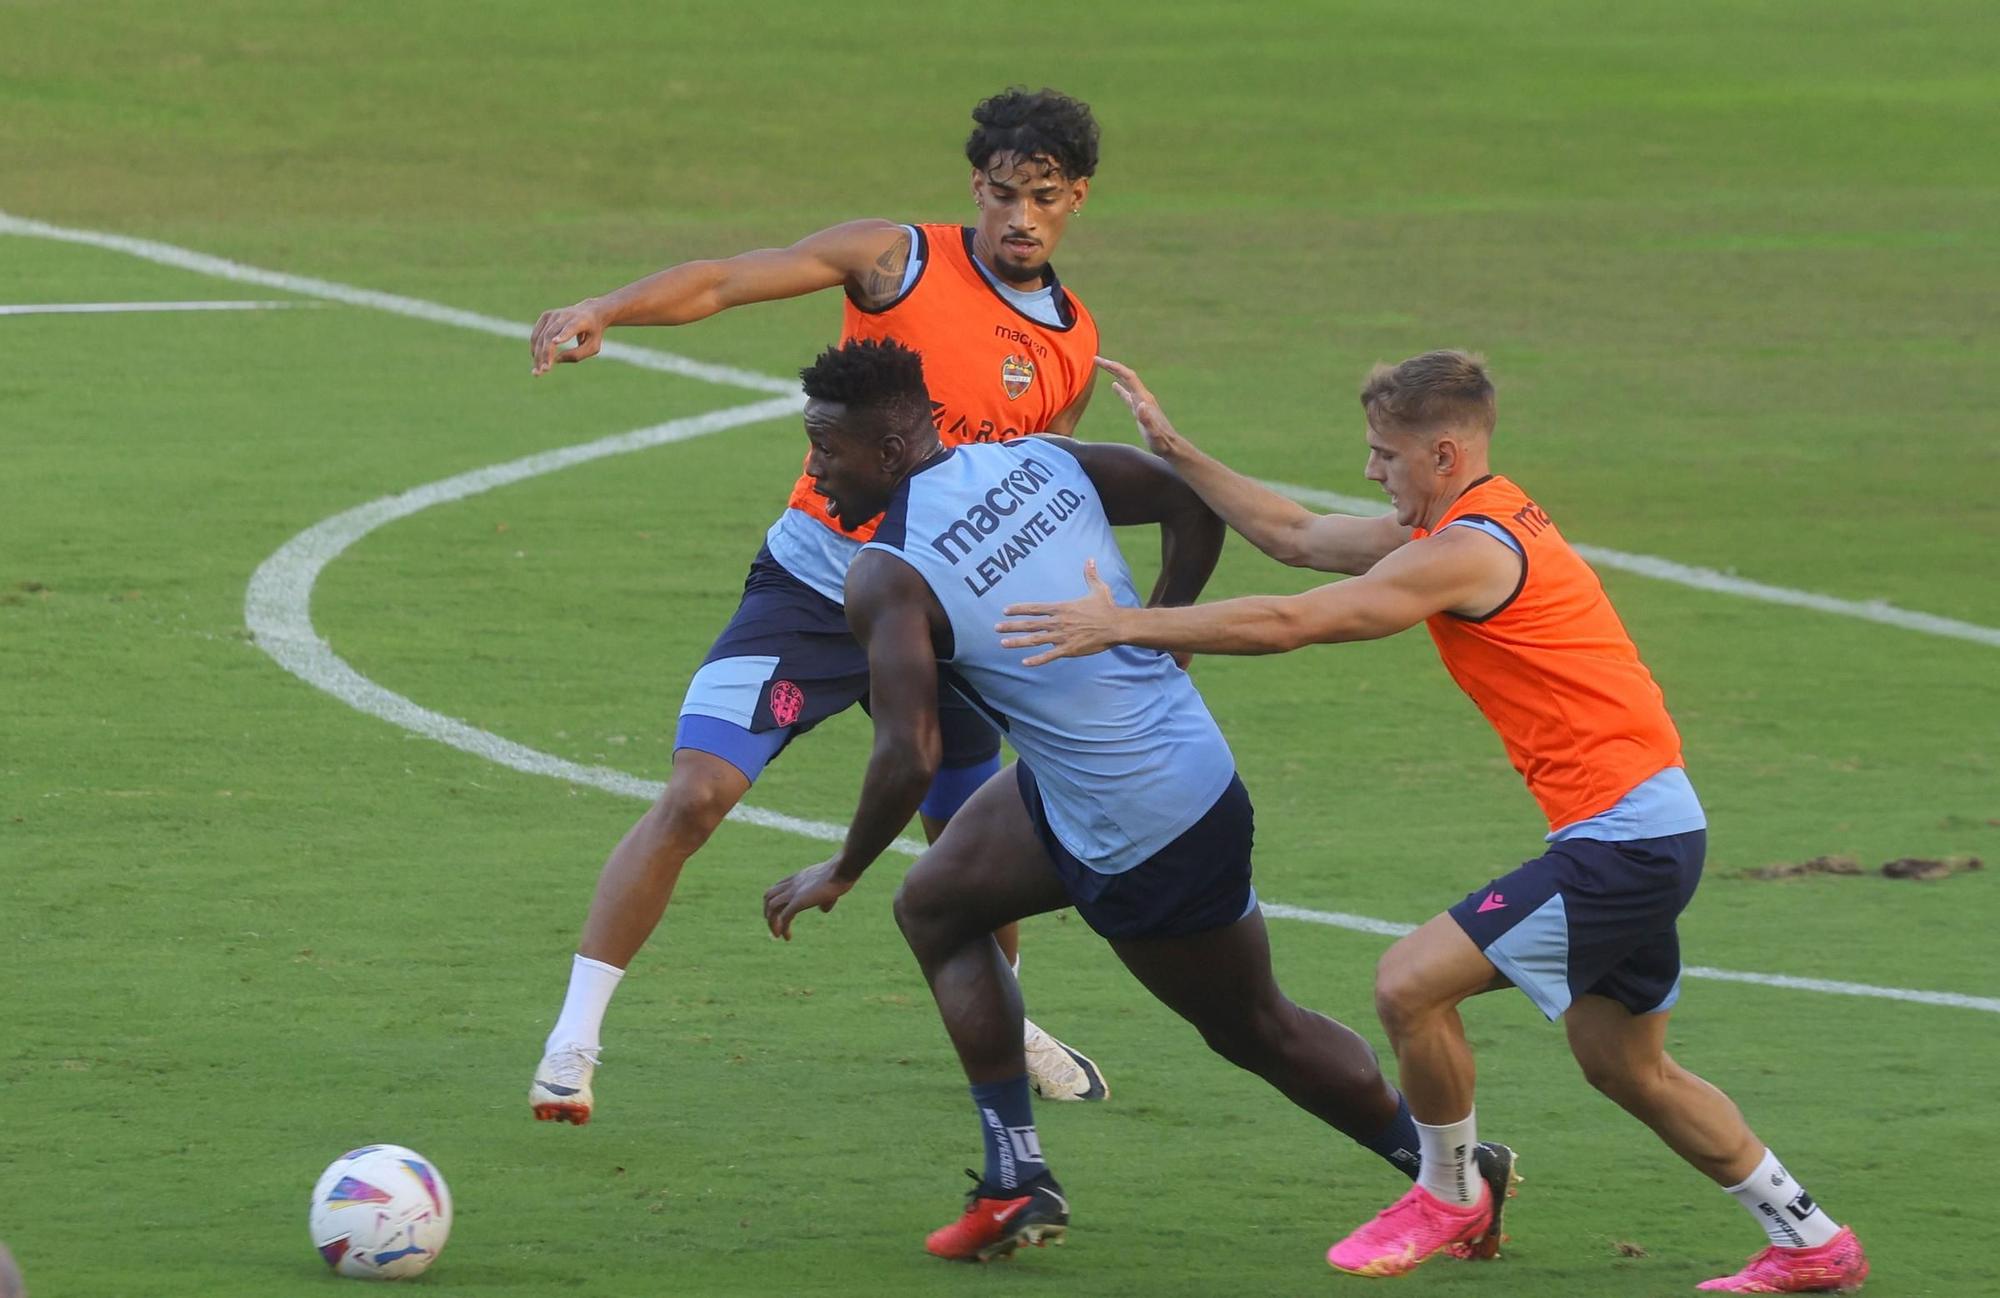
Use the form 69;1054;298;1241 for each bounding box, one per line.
530;1044;599;1125
1023;1018;1108;1102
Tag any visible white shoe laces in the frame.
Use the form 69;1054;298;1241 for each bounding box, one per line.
1021;1021;1086;1090
540;1045;600;1087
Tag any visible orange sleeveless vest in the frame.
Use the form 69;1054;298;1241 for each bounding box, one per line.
1413;475;1685;830
784;223;1100;541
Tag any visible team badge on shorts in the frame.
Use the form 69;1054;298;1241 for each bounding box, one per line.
1001;354;1035;401
768;680;805;727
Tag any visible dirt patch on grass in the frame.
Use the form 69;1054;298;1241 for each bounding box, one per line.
1741;855;1981;882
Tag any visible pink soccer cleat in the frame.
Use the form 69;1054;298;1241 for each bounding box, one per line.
1327;1182;1493;1278
1697;1226;1869;1293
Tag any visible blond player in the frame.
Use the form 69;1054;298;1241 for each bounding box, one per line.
997;353;1869;1292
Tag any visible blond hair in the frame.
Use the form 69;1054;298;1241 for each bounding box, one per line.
1359;350;1496;440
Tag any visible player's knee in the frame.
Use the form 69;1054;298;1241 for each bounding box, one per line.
1197;998;1293;1074
1372;952;1432;1040
1196;1015;1272;1073
1576;1052;1663;1108
891;870;952;956
647;769;739;851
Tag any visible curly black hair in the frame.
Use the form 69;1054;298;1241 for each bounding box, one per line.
966;87;1099;181
799;338;933;438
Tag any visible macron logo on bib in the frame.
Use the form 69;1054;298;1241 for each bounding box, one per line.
928;457;1056;564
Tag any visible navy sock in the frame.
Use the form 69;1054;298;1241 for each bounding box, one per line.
1358;1094;1423;1180
969;1075;1046;1191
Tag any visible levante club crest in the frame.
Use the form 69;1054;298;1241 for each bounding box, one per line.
1001;354;1035;400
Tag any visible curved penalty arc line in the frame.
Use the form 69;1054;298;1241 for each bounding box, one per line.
241;395;887;853
243;408;2000;1018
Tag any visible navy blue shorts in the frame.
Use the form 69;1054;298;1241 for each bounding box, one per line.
1018;764;1258;941
673;547;1001;785
1449;830;1706;1020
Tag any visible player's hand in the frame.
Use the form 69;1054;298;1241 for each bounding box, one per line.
762;858;854;941
1095;356;1191;460
530;301;608;375
996;558;1124;667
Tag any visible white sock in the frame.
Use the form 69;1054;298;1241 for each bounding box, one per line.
545;954;625;1055
1415;1110;1482;1207
1723;1148;1840;1248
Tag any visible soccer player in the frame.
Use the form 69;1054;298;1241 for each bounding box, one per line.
996;353;1870;1292
760;338;1507;1266
524;89;1115;1119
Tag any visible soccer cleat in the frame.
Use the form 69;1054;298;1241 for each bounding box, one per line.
529;1044;599;1125
1447;1141;1523;1261
1023;1018;1108;1102
925;1169;1070;1262
1327;1181;1493;1278
1696;1226;1869;1293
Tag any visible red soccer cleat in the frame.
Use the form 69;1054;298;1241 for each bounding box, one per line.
1697;1226;1869;1293
924;1170;1069;1262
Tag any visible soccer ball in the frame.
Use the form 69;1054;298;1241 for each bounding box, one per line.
308;1144;453;1280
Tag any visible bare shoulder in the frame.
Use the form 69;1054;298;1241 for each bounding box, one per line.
802;220;915;308
844;545;926;607
800;217;905;248
1422;520;1519;563
1023;434;1147;478
1376;522;1522;614
845;547;951;653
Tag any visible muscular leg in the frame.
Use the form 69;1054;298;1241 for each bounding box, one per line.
1373;913;1508;1123
892;770;1070;1084
1110;909;1402;1139
918;808;1020;966
576;748;749;966
533;747;755;1121
1563;994;1763;1185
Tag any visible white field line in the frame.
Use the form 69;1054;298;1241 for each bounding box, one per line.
13;212;1994;1015
237;397;896;853
1266;483;2000;649
1259;904;2000;1014
0;210;794;395
234;403;1995;1018
8;206;1995;648
0;299;310;316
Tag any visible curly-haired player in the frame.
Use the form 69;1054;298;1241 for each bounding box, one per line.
525;89;1117;1123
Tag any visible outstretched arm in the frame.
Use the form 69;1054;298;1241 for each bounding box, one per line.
1094;357;1412;575
531;219;911;374
997;527;1519;665
1033;435;1224;609
763;551;943;939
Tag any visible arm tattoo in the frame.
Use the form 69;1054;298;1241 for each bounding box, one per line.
853;236;910;309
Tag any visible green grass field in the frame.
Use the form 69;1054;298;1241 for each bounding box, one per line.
5;3;1998;1295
